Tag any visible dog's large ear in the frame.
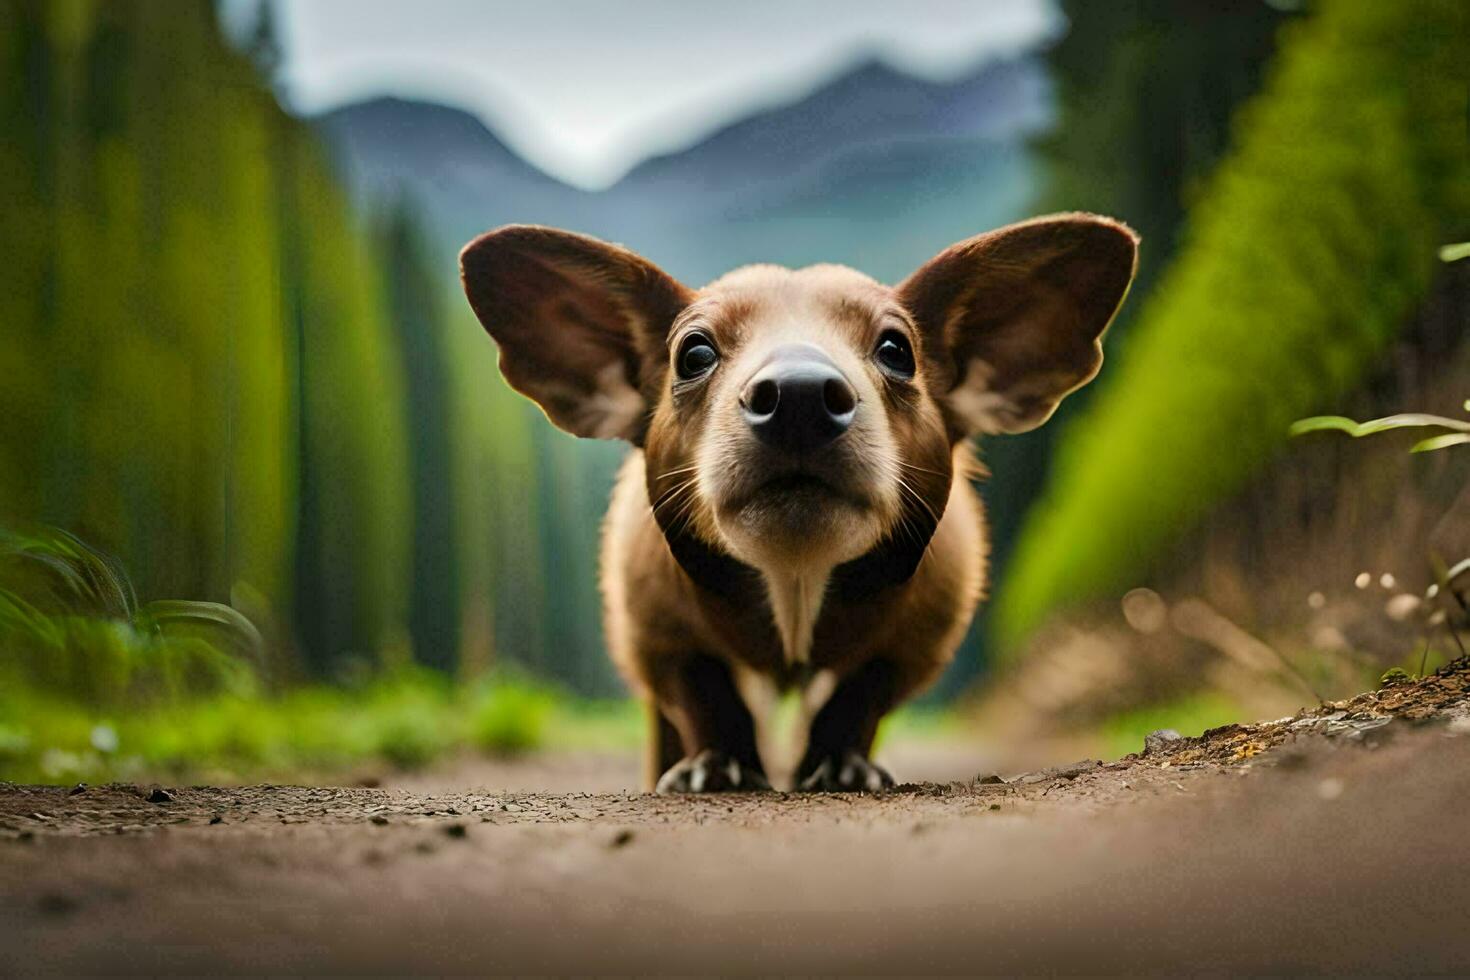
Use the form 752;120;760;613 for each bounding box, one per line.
897;213;1138;436
460;225;693;443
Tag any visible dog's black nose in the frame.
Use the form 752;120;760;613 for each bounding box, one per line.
740;344;856;453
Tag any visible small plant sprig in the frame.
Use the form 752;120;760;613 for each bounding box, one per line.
1290;243;1469;451
0;528;265;706
1289;400;1470;453
1290;396;1470;672
1294;242;1470;679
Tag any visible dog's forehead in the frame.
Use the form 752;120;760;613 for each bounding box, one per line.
693;263;893;336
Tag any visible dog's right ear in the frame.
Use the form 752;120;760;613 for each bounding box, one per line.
460;225;692;443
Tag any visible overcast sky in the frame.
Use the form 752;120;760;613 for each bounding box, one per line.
239;0;1059;188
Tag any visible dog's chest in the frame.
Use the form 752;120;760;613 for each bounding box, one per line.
695;573;895;681
761;569;829;666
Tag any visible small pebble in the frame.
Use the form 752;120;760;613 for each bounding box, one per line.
443;823;468;839
608;829;635;849
68;783;87;797
1144;729;1183;755
1049;760;1099;780
370;815;389;826
147;788;174;804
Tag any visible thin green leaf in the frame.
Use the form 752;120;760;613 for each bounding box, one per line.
1352;414;1470;434
1411;433;1470;453
1289;415;1359;435
140;599;265;664
1439;242;1470;263
1446;557;1470;585
1290;413;1470;438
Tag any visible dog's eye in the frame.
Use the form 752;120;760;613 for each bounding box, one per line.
676;333;719;380
874;330;915;379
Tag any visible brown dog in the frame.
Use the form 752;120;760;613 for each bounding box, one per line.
461;214;1137;792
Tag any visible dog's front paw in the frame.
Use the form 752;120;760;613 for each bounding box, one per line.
655;749;772;794
798;750;894;792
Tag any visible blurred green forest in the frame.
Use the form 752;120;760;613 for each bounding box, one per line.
0;0;620;693
956;0;1295;693
1;0;1466;780
998;0;1470;646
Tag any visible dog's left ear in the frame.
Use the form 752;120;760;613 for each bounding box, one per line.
897;213;1138;436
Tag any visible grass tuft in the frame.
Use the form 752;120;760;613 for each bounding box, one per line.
0;526;605;784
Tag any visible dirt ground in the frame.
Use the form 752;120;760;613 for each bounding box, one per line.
4;662;1470;975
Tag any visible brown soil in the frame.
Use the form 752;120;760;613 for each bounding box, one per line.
3;660;1469;975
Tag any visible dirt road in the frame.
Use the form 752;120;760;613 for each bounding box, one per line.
4;666;1470;975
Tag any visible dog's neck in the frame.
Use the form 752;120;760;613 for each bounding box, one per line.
653;485;944;663
761;567;830;666
658;522;938;647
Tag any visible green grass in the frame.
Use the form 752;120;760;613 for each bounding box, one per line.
0;672;965;785
0;528;264;708
875;704;964;749
0;667;604;784
0;526;608;784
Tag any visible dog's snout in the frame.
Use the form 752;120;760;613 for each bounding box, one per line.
740;344;856;453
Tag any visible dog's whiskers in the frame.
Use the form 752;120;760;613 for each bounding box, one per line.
666;489;703;532
656;463;701;481
897;459;947;479
651;477;698;519
895;476;940;527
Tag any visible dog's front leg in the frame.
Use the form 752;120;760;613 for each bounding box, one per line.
796;657;903;792
651;653;771;794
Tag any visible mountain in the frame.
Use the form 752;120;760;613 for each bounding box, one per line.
313;96;597;241
314;54;1051;287
623;57;1045;195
